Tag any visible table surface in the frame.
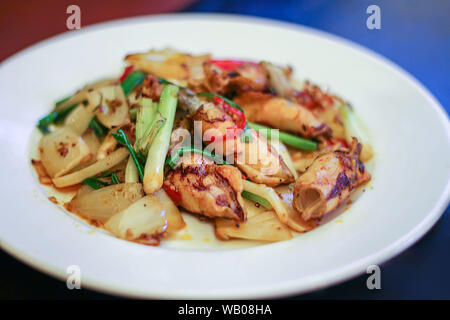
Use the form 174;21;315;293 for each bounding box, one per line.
0;0;449;299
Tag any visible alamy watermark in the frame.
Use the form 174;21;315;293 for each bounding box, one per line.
366;5;381;30
66;5;81;30
66;265;81;290
366;264;381;290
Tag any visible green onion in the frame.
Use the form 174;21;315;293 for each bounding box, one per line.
111;173;120;184
81;177;108;190
135;98;166;156
197;92;245;113
121;71;146;96
55;96;70;106
88;117;106;138
166;147;230;169
37;104;78;134
129;107;138;121
136;151;146;165
142;85;179;194
242;191;272;209
247;122;317;151
112;129;144;181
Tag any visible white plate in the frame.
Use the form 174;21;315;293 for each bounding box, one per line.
0;14;449;299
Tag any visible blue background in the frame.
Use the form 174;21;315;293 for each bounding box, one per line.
186;0;450;299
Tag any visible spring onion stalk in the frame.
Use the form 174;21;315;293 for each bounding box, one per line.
242;191;272;209
112;129;145;181
135;98;166;156
165;147;230;169
125;156;139;183
121;71;146;96
143;85;179;194
338;104;373;161
247;122;317;151
242;180;288;224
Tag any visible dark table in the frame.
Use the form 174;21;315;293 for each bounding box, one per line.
1;0;449;299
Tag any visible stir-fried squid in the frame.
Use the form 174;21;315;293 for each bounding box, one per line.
32;48;373;246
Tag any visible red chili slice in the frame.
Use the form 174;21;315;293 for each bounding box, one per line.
119;65;134;83
163;184;182;205
211;96;247;142
326;137;349;149
209;59;257;71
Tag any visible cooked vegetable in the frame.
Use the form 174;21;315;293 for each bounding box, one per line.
124;156;139;183
242;180;288;224
89;118;106;138
104;195;168;240
165;147;228;169
112;129;144;181
39;127;90;178
111;173;120;184
135;98;166;156
94;84;130;128
338;104;374;162
247;122;317;151
37;104;78;134
215;210;292;242
241;191;272;209
197;91;245;113
81;177;108;190
35;48;372;247
154;189;185;231
121;71;146;96
69;182;143;222
143;84;179;194
52;148;129;187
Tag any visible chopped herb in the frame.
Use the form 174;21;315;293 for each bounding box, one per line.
112;129;144;181
88;117;106;138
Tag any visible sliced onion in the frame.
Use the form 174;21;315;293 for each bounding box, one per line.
52;148;129;188
69;183;143;223
64;104;94;136
215;210;292;242
95;85;130;128
154;189;185;231
104;194;168;240
39;127;90;178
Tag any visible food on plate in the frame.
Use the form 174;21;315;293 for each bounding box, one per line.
32;48;373;246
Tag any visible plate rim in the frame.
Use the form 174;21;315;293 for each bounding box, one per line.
0;13;449;299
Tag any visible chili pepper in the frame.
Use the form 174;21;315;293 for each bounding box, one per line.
119;65;134;83
209;59;257;71
326;137;349;149
163;184;182;205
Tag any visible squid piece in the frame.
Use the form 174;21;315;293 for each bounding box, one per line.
163;154;247;221
234;92;331;139
202;61;269;95
191;101;294;187
293;138;371;220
